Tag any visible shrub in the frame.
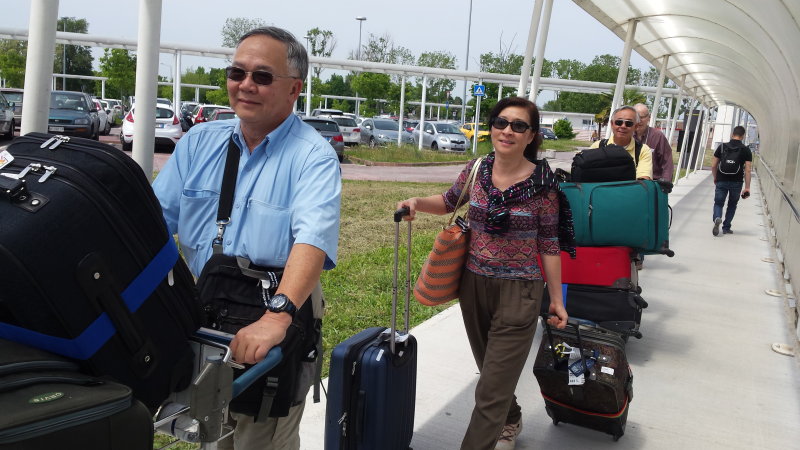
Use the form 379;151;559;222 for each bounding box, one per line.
553;118;576;139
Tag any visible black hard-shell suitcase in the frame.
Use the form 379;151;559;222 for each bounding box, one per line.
324;208;417;449
541;283;647;339
0;339;153;449
532;317;633;441
0;133;202;409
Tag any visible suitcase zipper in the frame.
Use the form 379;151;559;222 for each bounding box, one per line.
0;395;131;444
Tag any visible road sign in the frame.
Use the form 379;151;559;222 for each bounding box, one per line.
473;84;485;97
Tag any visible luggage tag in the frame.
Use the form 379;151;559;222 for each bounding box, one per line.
0;150;12;170
567;347;597;385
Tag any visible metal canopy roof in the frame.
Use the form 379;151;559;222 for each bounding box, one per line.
572;0;800;195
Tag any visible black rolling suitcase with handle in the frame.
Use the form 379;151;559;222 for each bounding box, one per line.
532;317;633;441
324;208;417;450
0;339;154;449
0;133;202;409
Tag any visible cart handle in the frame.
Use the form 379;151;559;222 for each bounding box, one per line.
232;347;283;399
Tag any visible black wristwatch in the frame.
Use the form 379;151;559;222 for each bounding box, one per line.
266;293;297;318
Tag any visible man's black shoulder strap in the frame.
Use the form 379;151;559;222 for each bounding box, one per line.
599;138;607;148
218;135;240;222
634;140;642;165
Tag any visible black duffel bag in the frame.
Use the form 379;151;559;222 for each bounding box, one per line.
571;139;642;182
196;254;320;420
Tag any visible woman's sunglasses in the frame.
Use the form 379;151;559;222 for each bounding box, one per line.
490;117;533;133
225;66;299;86
613;119;636;128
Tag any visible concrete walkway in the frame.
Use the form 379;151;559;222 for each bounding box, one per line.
299;169;800;449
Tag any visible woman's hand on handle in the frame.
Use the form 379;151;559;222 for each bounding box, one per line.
396;198;418;221
547;302;569;329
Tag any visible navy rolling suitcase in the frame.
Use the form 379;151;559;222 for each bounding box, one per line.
0;339;154;449
325;209;417;450
532;317;633;441
0;133;202;409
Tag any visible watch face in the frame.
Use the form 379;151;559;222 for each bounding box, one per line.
271;296;287;309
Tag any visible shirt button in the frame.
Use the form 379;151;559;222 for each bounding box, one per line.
226;240;231;246
235;203;241;209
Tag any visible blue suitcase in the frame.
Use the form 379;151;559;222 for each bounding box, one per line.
324;209;417;450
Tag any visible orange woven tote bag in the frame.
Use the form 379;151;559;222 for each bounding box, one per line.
413;157;483;306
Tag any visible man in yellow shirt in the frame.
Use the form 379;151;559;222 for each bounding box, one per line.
590;105;653;180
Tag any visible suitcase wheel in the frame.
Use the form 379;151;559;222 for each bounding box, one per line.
613;433;622;442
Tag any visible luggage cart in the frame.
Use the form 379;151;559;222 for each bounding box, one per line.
152;328;282;449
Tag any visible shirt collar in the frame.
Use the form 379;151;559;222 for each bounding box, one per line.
607;135;635;151
231;114;298;155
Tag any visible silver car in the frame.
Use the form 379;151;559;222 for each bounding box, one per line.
326;115;360;146
413;121;471;151
302;117;345;162
359;118;414;147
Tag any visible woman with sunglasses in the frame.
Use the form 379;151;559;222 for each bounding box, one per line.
397;96;575;450
591;105;653;180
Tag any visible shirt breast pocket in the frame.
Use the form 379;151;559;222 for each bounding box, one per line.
244;200;292;266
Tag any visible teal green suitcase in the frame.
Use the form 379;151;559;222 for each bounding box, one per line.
561;180;674;256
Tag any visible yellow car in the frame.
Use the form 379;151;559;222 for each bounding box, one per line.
460;122;490;142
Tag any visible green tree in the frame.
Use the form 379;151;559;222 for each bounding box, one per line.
0;40;27;88
553;118;576;139
221;17;267;48
350;72;391;116
417;51;457;103
97;48;136;100
306;28;336;79
54;17;94;92
203;67;229;105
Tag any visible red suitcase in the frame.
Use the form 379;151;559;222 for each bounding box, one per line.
539;247;637;290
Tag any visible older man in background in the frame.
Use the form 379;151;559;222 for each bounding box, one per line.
634;103;674;182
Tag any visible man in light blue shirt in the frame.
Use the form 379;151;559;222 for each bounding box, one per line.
152;26;340;449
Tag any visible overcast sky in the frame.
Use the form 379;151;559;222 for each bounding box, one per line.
5;0;652;103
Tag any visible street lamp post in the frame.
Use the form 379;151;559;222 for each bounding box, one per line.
355;16;366;116
355;16;367;61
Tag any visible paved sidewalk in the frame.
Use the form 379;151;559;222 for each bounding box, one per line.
300;170;800;449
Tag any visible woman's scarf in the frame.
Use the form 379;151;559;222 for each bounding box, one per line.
478;152;576;257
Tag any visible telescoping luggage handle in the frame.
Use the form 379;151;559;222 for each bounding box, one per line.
541;314;589;377
391;207;413;354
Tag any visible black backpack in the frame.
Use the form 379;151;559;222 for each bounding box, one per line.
718;144;742;175
571;138;642;182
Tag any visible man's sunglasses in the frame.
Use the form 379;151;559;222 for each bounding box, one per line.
491;117;533;133
613;119;636;128
225;66;299;86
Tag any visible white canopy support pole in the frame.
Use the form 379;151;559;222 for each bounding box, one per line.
173;51;182;114
131;0;162;180
101;80;106;99
651;55;669;127
674;96;698;185
667;74;686;145
664;96;673;133
498;83;503;101
397;75;406;146
529;0;553;102
194;87;199;102
607;19;638;139
418;75;427;151
305;64;312;115
20;0;59;136
518;0;544;96
696;105;714;172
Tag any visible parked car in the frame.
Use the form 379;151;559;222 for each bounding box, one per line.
156;97;173;108
413;121;470;151
93;99;112;135
540;127;558;140
120;105;182;152
192;104;229;125
48;90;100;139
326;115;360;146
178;102;199;131
310;108;343;117
101;98;124;125
359;118;414;147
0;88;23;129
208;108;236;121
302;116;344;161
460;122;490;142
403;120;419;133
0;92;14;139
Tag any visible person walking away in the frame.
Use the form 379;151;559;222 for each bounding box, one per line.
633;103;674;181
152;26;341;449
711;125;752;236
398;96;575;450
